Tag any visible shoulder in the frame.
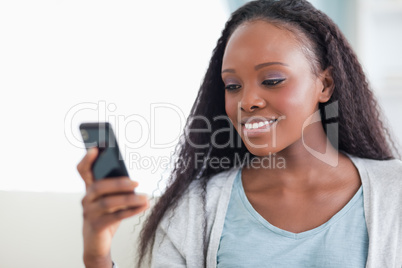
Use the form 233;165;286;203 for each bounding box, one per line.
187;168;240;198
351;155;402;179
160;168;239;228
349;154;402;193
155;168;239;259
190;168;240;216
360;157;402;174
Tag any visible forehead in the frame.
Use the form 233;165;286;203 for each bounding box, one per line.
222;20;309;68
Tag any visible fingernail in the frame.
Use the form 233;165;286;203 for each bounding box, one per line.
123;180;135;186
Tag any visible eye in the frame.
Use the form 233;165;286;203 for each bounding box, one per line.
262;78;285;87
224;84;241;91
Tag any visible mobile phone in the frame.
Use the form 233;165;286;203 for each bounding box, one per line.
79;122;129;180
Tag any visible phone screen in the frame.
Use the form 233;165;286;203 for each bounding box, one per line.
80;122;129;180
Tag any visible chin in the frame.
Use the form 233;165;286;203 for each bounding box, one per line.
241;144;287;170
243;143;282;157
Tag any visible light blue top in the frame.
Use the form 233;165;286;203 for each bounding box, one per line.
217;169;369;268
145;155;402;267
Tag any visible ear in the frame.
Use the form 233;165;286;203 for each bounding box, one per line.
318;67;334;103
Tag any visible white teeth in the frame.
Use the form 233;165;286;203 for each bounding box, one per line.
244;119;277;130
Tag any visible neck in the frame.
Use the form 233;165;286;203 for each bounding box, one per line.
245;122;343;190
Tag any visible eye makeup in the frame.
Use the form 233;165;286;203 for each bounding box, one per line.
262;78;286;86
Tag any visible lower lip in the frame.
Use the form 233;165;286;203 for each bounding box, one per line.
241;121;278;138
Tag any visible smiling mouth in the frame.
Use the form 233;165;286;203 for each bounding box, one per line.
242;119;278;130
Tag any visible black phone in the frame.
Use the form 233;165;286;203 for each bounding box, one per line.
79;122;129;180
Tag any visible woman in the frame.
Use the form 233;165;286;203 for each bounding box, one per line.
78;0;402;267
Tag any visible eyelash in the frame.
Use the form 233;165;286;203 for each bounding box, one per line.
262;78;286;86
224;84;241;91
224;78;285;91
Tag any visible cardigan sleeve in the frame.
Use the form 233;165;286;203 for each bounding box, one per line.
149;181;207;268
150;221;187;267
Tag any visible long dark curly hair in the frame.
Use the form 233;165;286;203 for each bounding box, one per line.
137;0;399;266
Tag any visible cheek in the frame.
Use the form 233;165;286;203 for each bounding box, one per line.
224;94;237;119
269;88;302;120
279;82;319;117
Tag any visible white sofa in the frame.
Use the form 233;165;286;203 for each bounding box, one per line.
0;191;153;268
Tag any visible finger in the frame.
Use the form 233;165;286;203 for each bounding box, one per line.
91;205;149;232
88;193;148;216
85;196;150;231
85;178;138;203
77;147;98;188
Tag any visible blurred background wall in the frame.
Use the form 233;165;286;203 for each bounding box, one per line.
310;0;402;153
0;0;401;267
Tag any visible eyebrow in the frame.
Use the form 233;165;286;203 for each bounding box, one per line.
221;62;289;74
255;62;289;70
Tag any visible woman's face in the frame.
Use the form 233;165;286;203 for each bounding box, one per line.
223;20;327;156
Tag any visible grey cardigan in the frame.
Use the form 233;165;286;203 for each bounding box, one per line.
151;155;402;268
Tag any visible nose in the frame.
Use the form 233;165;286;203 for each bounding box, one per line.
239;86;266;113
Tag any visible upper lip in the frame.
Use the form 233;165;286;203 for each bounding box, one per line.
240;116;278;125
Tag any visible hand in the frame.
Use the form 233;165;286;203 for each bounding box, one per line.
77;147;149;268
